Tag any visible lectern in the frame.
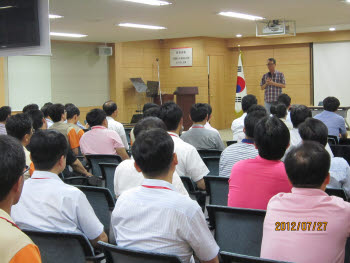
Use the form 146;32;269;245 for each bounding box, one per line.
174;87;198;131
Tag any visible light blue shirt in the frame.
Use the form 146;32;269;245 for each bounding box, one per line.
314;110;347;138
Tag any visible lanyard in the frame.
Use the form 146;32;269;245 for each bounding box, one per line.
169;134;178;138
192;126;204;129
142;185;172;191
31;178;51;180
0;217;20;230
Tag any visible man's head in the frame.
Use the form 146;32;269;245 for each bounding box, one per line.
132;128;176;179
277;94;291;109
269;102;278;115
143;103;159;113
159;102;183;132
66;105;80;124
143;107;161;119
86;109;107;128
0;135;26;206
103;100;118;117
41;102;53;118
299;118;328;147
285;141;330;189
22;104;39;114
27;110;46;131
49;104;66;123
275;103;288;119
267;58;276;72
247;104;267;115
244;110;268;139
29;130;68;173
290;105;312;128
254;116;290;160
134;117;167;139
205;104;213;121
242;95;258;113
0;106;11;123
190;103;208;123
323;96;340;112
6;113;33;146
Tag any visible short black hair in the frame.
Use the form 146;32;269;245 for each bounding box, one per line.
134;117;167;139
23;104;39;113
0;106;11;122
159;102;183;131
143;107;161;119
290;105;312;128
244;110;267;138
86;109;107;127
270;102;278;115
29;130;68;171
285;141;330;188
190;103;208;122
103;100;118;116
275;103;287;119
277;94;291;108
323;96;340;112
299;118;328;147
27;110;45;131
143;103;159;113
132;128;174;178
242;95;258;112
206;104;212;117
6;113;32;141
41;102;53;118
247;104;267;115
66;105;80;120
0;135;26;201
254;116;290;160
49;104;65;123
268;58;276;64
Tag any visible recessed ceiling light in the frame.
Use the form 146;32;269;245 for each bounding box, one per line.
123;0;171;6
329;27;336;31
50;32;87;38
49;14;64;19
118;23;166;30
236;34;242;38
0;6;14;9
218;11;264;21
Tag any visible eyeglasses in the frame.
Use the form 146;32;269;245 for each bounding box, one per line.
21;165;30;176
266;63;275;66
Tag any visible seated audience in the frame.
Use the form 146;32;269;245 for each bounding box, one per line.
64;103;86;129
6;114;33;178
314;96;347;140
80;109;129;160
275;103;293;130
0;106;11;135
277;93;292;125
160;102;209;190
228;116;292;209
48;104;80;155
103;100;129;150
114;117;188;197
299;118;350;196
0;135;41;263
111;128;219;263
65;105;84;141
41;102;53;128
261;141;350;263
204;104;220;135
231;94;257;142
181;103;224;151
11;130;107;247
22;104;39;114
27;110;47;131
219;110;266;177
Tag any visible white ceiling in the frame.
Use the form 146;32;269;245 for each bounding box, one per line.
49;0;350;42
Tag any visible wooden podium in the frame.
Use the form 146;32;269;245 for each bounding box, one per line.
154;94;174;105
174;87;198;131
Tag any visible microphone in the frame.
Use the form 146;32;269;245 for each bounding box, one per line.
156;58;162;105
156;58;159;62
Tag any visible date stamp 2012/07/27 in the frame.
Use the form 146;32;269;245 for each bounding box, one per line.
275;222;328;231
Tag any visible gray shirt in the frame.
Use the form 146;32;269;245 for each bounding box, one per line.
181;124;225;151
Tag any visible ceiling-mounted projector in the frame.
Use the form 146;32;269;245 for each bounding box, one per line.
256;19;296;37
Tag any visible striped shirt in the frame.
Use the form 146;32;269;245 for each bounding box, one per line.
0;123;6;135
219;139;258;177
260;70;286;103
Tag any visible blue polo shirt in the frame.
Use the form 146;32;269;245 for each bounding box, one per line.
314;110;347;138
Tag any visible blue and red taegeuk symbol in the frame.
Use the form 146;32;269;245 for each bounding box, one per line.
236;76;246;93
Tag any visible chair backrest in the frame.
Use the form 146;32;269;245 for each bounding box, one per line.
98;241;182;263
125;128;132;144
345;237;350;263
75;186;115;235
204;176;229;206
202;156;220;176
23;229;94;263
226;140;237;147
220;251;293;263
180;176;196;193
85;154;122;180
328;135;339;145
99;162;118;200
207;205;266;257
198;149;222;158
330;145;350;166
325;187;348;201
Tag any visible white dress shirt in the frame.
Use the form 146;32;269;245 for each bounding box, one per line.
11;171;104;240
111;179;219;263
168;132;209;182
106;116;129;150
23;146;31;178
231;112;247;142
329;157;350;197
114;159;188;197
45;118;53;128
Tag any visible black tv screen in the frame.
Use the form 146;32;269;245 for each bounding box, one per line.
0;0;40;49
